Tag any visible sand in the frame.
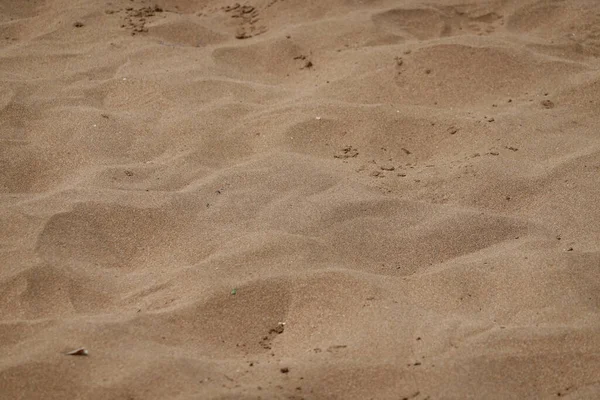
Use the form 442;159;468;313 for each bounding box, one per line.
1;0;600;398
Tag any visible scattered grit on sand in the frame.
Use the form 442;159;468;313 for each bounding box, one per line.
1;0;600;399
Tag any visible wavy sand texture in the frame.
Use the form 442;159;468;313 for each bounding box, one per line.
1;0;600;399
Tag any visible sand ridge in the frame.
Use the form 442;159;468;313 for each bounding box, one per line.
1;0;600;399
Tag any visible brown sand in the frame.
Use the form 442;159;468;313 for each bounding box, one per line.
1;0;600;399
